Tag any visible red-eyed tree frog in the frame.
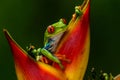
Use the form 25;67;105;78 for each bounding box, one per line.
26;6;82;69
27;18;67;69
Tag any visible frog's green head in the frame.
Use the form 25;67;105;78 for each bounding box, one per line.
45;18;67;38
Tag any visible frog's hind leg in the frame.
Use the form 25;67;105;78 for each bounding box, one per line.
40;48;64;69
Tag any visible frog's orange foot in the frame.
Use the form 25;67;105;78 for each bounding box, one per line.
55;54;71;63
39;56;49;64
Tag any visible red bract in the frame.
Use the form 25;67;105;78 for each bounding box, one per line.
53;1;90;80
4;0;90;80
3;29;67;80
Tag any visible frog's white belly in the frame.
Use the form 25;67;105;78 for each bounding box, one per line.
50;33;64;53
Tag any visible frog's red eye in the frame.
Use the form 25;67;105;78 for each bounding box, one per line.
47;25;55;33
61;18;67;24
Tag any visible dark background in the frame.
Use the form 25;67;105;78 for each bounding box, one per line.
0;0;120;79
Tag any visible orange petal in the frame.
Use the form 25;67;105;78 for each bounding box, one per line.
54;0;90;80
114;74;120;80
3;29;67;80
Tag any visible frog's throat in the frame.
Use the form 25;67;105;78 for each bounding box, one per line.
49;32;65;53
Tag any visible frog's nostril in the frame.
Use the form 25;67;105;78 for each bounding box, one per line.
61;18;67;24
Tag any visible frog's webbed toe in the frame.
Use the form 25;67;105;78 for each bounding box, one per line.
55;54;71;63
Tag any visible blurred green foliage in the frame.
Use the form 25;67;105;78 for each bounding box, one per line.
0;0;120;79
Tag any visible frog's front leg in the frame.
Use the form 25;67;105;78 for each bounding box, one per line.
26;45;44;62
26;45;39;60
39;48;64;69
75;6;83;16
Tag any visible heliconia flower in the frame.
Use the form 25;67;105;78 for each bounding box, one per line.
3;0;90;80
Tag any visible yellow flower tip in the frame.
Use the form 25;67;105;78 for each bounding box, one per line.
3;29;67;80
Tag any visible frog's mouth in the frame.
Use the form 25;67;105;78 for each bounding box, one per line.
50;32;65;53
